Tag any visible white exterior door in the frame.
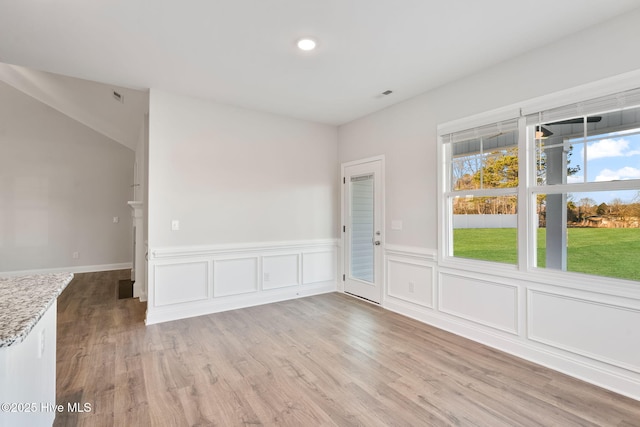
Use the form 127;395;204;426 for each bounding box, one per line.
342;158;383;303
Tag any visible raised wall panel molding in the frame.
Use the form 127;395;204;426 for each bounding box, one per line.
528;289;640;374
438;271;519;335
213;257;259;298
302;251;336;285
262;254;300;290
147;240;337;324
385;255;435;309
154;261;209;306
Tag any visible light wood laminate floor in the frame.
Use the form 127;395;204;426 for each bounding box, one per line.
54;271;640;426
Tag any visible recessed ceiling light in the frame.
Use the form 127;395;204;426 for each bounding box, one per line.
297;38;317;51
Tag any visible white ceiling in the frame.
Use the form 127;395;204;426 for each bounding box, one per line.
1;0;639;126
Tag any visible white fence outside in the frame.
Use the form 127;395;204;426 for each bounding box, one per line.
453;214;517;229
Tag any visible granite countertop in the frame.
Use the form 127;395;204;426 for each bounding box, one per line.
0;272;74;348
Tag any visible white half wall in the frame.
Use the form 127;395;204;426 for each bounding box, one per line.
0;81;134;273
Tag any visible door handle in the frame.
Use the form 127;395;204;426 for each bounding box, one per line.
374;240;381;245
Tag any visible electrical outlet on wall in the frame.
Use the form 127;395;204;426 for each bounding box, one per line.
72;252;79;259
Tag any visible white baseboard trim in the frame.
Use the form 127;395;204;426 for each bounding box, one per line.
0;263;132;277
384;296;640;402
146;281;336;325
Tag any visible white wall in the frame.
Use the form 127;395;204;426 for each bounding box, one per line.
0;81;134;273
145;89;339;323
338;10;640;400
148;89;338;247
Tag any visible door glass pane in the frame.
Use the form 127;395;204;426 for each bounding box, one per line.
350;174;374;283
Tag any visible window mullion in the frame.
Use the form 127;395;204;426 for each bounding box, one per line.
517;117;529;271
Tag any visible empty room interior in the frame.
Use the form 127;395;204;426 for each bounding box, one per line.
1;1;640;426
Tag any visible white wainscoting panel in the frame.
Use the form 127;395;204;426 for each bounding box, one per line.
528;290;640;374
155;261;209;306
146;240;337;325
386;257;434;308
302;251;336;284
439;272;518;334
262;254;300;290
213;257;259;298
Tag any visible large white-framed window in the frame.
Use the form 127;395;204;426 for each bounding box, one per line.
442;119;521;266
439;85;640;284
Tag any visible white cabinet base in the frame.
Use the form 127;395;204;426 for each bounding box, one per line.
0;302;57;427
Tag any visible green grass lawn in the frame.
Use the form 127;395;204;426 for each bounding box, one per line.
454;227;640;282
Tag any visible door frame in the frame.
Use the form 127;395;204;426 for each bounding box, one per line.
340;155;385;304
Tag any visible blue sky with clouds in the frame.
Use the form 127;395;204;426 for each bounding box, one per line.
567;130;640;204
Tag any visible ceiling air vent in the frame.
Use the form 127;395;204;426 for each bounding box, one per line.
112;90;124;103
